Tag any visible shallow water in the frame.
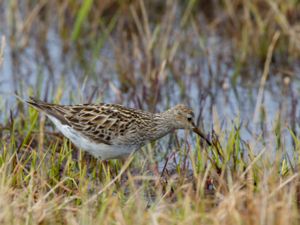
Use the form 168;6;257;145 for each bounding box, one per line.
0;8;300;164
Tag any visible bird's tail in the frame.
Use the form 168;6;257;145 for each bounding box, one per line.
26;97;69;125
26;97;52;112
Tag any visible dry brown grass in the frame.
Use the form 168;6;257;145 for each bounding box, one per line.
1;0;300;224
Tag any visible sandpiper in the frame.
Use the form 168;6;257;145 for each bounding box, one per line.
27;97;211;160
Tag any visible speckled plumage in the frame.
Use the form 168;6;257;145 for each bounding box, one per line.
27;97;211;160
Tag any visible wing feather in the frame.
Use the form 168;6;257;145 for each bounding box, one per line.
27;97;149;146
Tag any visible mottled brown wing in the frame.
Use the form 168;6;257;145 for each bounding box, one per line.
63;104;141;145
27;98;115;145
27;97;145;145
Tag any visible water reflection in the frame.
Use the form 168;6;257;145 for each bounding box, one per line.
0;17;299;162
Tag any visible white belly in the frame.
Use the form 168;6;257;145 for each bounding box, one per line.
47;115;135;160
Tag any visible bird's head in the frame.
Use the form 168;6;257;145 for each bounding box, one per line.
168;104;211;145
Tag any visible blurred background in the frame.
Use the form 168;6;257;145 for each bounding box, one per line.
0;0;300;153
1;2;300;223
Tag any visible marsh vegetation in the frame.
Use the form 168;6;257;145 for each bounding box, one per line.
0;0;300;224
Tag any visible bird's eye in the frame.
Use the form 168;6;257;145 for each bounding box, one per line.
187;117;192;122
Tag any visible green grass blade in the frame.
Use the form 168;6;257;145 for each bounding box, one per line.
71;0;94;41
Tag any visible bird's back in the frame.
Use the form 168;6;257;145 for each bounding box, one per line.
27;98;155;159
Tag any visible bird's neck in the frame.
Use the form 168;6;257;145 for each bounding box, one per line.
146;111;174;141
